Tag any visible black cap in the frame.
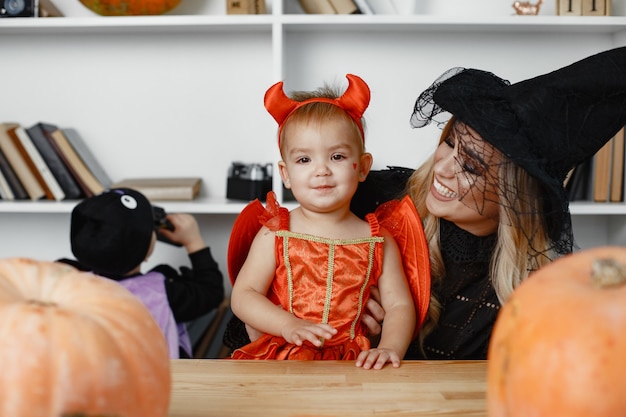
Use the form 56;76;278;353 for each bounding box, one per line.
71;188;154;276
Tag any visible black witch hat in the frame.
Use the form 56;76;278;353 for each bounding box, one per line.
411;46;626;254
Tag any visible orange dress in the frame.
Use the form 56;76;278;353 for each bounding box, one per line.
232;206;384;360
228;191;431;360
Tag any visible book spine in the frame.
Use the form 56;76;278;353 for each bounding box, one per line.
298;0;336;14
0;163;14;200
27;123;83;200
557;0;582;15
11;126;63;201
48;129;93;198
61;128;112;189
328;0;360;14
581;0;609;16
1;125;46;201
111;178;201;201
592;137;613;202
50;129;105;197
130;187;195;201
226;0;266;14
610;126;625;202
0;146;28;200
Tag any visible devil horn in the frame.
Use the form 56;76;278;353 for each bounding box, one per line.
264;81;299;126
337;74;371;121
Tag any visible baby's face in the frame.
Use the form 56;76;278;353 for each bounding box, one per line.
279;116;368;213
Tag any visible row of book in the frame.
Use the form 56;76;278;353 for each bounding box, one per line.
0;122;112;201
567;126;626;203
0;122;204;202
299;0;403;15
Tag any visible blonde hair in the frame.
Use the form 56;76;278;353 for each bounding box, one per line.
406;119;555;349
279;84;366;157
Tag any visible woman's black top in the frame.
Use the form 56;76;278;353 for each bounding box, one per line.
405;219;499;360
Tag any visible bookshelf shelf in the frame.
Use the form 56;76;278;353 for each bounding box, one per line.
0;198;251;214
1;14;626;34
0;0;624;275
0;200;622;215
0;15;275;34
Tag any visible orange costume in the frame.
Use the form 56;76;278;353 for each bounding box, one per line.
229;74;430;361
229;192;430;360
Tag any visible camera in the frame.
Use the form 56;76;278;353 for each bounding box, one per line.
0;0;37;17
226;162;273;201
152;205;181;247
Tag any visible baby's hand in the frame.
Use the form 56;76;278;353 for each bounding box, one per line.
355;348;401;370
281;319;337;347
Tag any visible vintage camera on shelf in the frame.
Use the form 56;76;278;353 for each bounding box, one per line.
152;205;182;247
0;0;37;17
227;162;272;201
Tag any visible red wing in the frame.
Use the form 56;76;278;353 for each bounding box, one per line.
227;192;282;285
376;196;431;333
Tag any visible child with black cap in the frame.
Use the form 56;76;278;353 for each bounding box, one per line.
60;187;225;359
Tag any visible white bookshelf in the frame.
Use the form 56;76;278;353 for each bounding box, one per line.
0;0;625;286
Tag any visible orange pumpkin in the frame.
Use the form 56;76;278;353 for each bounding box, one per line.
80;0;181;16
0;258;171;417
487;246;626;417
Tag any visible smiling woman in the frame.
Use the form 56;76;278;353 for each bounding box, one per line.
404;46;626;360
79;0;181;15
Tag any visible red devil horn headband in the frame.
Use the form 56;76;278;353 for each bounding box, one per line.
264;74;371;145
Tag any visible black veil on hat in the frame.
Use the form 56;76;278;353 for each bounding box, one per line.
411;46;626;256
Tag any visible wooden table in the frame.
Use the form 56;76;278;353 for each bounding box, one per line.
169;359;487;417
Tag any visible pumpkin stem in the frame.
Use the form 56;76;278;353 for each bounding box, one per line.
27;299;57;307
591;258;626;288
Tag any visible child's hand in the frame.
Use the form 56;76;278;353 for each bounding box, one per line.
158;213;206;253
355;348;401;370
281;319;337;347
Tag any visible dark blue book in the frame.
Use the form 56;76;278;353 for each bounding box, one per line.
26;122;83;200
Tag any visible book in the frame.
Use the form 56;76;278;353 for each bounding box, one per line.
329;0;360;14
26;122;83;200
49;129;106;198
226;0;266;14
9;125;64;201
61;128;112;190
610;126;625;202
591;135;613;202
557;0;583;15
0;124;28;201
353;0;374;14
0;172;13;200
0;123;46;201
111;177;202;201
299;0;336;14
0;157;14;200
581;0;610;16
0;146;27;200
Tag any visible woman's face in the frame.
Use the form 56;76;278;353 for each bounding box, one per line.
426;121;501;236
